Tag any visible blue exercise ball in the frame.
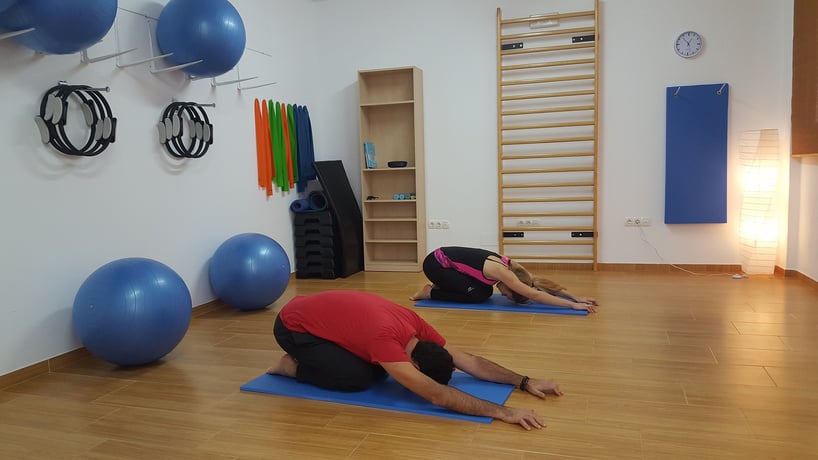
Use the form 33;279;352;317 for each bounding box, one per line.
0;0;117;55
156;0;246;78
209;233;291;311
72;258;192;366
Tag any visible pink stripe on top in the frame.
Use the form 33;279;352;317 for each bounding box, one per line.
433;248;509;285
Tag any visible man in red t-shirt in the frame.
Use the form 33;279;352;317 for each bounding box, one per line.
269;290;563;431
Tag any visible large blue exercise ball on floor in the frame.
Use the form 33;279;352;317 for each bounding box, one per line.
155;0;246;78
0;0;117;55
209;233;291;311
72;258;192;366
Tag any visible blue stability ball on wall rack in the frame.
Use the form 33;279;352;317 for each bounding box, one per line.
155;0;246;78
208;233;291;311
72;258;192;367
0;0;117;55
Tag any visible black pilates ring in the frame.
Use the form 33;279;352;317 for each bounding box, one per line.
34;83;117;157
158;101;213;159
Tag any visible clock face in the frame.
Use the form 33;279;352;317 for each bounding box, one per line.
674;31;703;58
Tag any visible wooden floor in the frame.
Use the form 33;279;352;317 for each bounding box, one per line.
1;269;817;459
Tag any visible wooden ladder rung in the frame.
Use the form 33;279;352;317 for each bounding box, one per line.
503;42;595;57
502;181;594;189
503;254;595;261
502;74;595;87
501;166;594;174
502;89;595;102
503;226;594;231
502;105;595;117
502;136;595;146
502;151;594;160
501;26;596;41
502;58;595;72
500;10;595;26
502;240;594;246
503;120;595;131
502;211;593;217
502;197;594;203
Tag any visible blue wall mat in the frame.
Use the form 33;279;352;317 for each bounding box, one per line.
241;371;514;423
415;294;588;316
665;83;729;224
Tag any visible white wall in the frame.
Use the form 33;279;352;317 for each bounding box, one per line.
1;0;810;377
598;0;794;264
0;0;316;375
308;0;601;251
788;158;818;281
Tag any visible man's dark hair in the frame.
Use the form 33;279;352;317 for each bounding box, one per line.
411;340;454;384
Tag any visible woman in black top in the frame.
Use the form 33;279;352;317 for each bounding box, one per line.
410;246;597;312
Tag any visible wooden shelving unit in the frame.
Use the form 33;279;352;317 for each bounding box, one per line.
496;2;600;269
358;66;426;271
792;0;818;157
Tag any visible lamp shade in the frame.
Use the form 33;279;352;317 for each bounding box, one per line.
738;129;779;275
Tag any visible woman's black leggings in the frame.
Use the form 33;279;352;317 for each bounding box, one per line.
273;315;386;392
422;252;494;303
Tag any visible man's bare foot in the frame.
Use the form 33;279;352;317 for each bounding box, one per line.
409;284;433;301
266;354;297;377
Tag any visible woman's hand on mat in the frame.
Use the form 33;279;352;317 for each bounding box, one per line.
573;296;598;306
524;378;563;398
571;301;598;313
500;407;546;430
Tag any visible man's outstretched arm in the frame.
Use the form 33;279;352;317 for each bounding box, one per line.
381;361;545;431
446;347;563;399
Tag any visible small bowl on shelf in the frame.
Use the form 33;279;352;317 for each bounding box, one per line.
387;161;408;168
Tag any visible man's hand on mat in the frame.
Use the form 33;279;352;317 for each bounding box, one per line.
525;378;563;398
500;407;546;430
571;301;598;313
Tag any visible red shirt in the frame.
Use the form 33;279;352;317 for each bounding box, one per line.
278;290;446;364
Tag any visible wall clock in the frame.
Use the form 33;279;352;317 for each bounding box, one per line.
674;30;703;58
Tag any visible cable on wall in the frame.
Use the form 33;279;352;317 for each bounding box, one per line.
637;226;744;278
157;101;215;159
34;82;117;157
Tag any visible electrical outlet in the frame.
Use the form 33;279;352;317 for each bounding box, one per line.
625;217;651;227
441;220;450;229
428;219;449;229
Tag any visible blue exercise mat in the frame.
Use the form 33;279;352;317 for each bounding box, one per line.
240;371;513;423
414;294;588;316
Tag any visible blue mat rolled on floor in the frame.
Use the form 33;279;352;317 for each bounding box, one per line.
414;293;588;316
240;371;514;423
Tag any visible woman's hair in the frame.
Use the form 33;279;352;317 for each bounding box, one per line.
411;340;454;384
501;261;565;304
500;261;532;303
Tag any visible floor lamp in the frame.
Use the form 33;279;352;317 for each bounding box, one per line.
738;129;779;275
